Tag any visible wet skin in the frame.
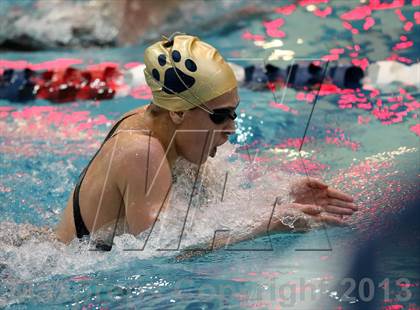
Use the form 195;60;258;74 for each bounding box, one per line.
55;86;357;245
55;88;239;243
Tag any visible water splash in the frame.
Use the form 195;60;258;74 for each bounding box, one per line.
0;143;298;282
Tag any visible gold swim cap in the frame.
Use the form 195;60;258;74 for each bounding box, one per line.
143;33;237;112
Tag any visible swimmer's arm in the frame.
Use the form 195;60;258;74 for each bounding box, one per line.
115;135;172;236
177;203;344;259
176;221;291;260
208;204;331;249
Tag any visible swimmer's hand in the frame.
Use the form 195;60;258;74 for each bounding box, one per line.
289;177;358;216
270;202;347;232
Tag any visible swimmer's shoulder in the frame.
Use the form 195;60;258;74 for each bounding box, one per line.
112;134;172;191
122;105;148;119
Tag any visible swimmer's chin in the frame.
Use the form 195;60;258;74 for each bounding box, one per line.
181;146;219;164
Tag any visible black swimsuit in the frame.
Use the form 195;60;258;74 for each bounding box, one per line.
73;111;138;247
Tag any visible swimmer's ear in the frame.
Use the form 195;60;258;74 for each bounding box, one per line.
169;111;185;124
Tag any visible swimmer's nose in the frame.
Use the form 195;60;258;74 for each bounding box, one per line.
221;129;235;141
224;118;236;134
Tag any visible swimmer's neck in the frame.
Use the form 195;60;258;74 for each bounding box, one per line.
144;108;180;169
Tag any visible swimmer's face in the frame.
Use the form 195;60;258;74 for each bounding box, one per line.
172;87;239;164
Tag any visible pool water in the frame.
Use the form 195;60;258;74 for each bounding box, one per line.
1;0;419;309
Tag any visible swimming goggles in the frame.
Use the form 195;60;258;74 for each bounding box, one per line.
203;106;238;125
188;98;239;124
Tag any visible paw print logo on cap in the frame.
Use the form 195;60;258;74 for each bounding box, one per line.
151;50;198;95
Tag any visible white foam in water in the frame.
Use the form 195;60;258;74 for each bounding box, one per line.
0;142;306;281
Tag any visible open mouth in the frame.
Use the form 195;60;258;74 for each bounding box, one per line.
209;138;228;158
209;146;217;157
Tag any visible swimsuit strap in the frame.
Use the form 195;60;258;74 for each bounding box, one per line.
73;111;139;239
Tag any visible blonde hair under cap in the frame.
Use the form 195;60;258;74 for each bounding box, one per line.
143;32;237;112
